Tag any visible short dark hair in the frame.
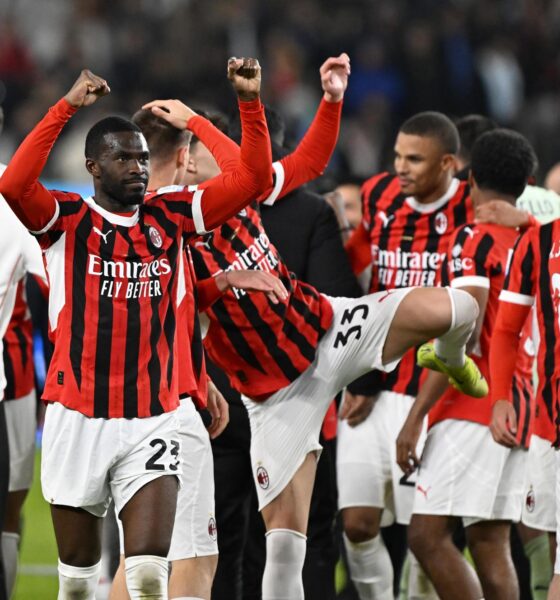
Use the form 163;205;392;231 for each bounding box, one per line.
131;109;191;161
85;116;143;159
471;129;537;198
399;111;460;154
455;114;498;165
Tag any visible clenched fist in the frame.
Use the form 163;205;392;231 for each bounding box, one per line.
227;57;261;102
64;69;110;108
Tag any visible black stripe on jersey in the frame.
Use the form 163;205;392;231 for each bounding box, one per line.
121;229;140;418
473;233;494;276
452;186;469;226
13;326;28;370
449;227;472;279
376;195;407;255
146;205;179;241
162;247;179;394
59;200;84;217
70;211;92;392
267;299;316;363
365;174;395;224
519;378;532;446
161;199;194;222
512;379;521;427
2;345;15;400
190;245;268;375
538;224;556;429
93;220;117;418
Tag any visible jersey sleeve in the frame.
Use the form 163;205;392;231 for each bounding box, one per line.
0;99;76;233
188;115;240;175
499;227;537;306
445;225;494;290
155;99;272;236
259;98;342;205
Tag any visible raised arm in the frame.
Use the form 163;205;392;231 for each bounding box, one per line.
144;57;272;233
0;70;110;231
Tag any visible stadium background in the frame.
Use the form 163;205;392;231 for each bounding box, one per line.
0;0;557;597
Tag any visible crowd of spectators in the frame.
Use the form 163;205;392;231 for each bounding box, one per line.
2;0;560;182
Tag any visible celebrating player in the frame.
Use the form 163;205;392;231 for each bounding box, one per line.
0;59;272;600
396;129;537;600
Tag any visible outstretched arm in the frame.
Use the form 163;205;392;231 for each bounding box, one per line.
0;70;110;231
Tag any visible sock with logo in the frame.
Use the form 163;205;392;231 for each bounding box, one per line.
525;534;553;599
434;287;478;367
343;533;393;600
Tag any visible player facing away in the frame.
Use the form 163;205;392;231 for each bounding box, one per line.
183;58;487;598
397;129;538;600
0;60;272;600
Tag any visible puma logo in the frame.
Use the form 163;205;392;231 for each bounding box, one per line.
464;226;476;239
417;485;431;499
378;211;395;229
378;290;394;303
93;227;113;244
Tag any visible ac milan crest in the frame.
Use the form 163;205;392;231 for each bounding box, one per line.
434;212;448;235
256;466;270;489
148;226;163;248
525;487;535;513
208;517;217;540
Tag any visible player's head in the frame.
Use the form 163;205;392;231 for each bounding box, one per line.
395;111;459;201
545;163;560;195
132;108;192;185
469;129;537;204
455;114;498;171
185;111;228;186
85;116;149;206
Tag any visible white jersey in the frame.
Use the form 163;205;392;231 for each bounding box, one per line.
0;163;45;399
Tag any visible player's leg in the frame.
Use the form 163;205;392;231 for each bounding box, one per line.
3;390;37;597
408;514;482;599
260;452;316;600
119;476;178;598
466;521;518;600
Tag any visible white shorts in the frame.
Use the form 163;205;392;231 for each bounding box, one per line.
5;390;37;492
116;399;218;560
413;419;525;524
554;450;560;573
41;402;181;518
522;434;556;532
337;391;427;525
243;289;414;510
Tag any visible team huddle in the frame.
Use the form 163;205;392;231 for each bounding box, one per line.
0;52;558;600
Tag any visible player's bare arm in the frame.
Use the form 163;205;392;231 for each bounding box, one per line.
206;380;229;439
320;53;350;103
396;370;448;476
64;69;110;108
142;99;198;130
475;199;537;229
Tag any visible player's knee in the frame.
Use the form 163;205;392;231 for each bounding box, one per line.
342;510;380;543
408;519;438;559
57;559;101;600
447;287;479;328
125;555;168;599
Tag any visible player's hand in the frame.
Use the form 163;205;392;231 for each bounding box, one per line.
396;415;423;476
228;57;261;102
216;269;289;304
320;53;351;103
339;391;376;427
142;99;198;130
490;399;519;448
64;69;110;108
206;380;230;439
475;200;531;229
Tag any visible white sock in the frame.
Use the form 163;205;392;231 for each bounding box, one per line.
434;287;478;367
343;533;393;600
407;550;439;599
2;532;19;598
125;555;168;600
57;559;101;600
262;529;306;600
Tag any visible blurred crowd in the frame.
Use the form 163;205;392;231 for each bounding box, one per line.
2;0;560;182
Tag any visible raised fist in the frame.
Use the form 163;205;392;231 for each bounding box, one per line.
227;57;261;102
64;69;110;108
320;53;351;103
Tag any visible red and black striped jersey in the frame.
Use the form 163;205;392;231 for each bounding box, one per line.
2;282;35;401
498;221;560;443
191;201;333;400
430;223;534;446
361;173;473;396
